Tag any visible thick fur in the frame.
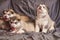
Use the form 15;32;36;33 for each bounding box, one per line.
3;9;35;33
35;4;55;33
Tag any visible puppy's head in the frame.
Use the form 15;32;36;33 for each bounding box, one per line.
3;9;16;21
9;18;21;29
37;4;48;16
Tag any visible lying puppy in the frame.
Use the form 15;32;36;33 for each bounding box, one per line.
3;9;30;22
35;4;55;33
9;17;35;33
3;9;17;21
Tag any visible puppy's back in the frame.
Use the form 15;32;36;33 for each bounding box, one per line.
20;21;35;32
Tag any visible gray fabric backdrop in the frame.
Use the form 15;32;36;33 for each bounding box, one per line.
0;0;60;40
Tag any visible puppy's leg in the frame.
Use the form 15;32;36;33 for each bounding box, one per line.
17;29;25;33
11;30;16;33
49;27;54;31
49;22;55;31
35;24;40;32
17;27;25;33
42;25;48;33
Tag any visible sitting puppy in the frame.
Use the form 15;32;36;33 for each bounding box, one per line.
35;4;55;33
9;17;35;33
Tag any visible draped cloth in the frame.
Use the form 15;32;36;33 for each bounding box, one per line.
0;0;60;40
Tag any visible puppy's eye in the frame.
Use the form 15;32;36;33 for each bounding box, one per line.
15;22;18;24
4;12;6;14
6;10;8;12
11;22;13;23
43;6;45;8
11;12;14;14
17;19;20;21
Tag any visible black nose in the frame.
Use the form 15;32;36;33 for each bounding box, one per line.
39;6;41;9
4;16;7;18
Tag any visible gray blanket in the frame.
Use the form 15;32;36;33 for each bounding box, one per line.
0;0;60;40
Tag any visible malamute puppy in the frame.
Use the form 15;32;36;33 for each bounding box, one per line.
9;18;35;33
3;9;30;22
3;9;17;21
35;4;55;33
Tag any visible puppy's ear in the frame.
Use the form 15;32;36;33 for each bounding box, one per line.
3;9;9;14
47;6;49;11
9;9;14;12
10;9;15;14
3;10;7;14
9;9;15;12
45;5;49;11
10;11;14;14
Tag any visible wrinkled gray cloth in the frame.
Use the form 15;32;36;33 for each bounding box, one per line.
0;0;60;40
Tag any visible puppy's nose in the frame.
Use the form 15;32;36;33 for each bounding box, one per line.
39;6;41;9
